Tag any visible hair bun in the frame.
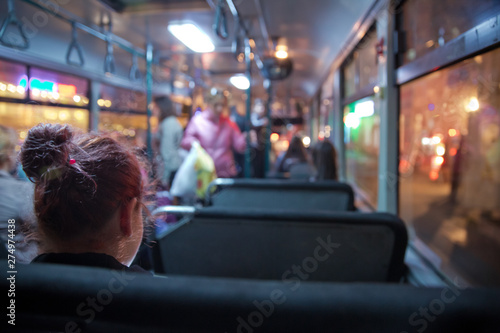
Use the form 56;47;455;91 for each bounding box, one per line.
20;123;73;181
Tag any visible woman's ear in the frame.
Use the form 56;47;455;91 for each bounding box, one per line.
119;198;138;237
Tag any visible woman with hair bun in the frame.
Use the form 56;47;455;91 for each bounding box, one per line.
20;123;148;272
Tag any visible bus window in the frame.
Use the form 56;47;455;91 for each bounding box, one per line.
400;47;500;286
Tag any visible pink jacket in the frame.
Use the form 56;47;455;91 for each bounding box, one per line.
181;110;246;177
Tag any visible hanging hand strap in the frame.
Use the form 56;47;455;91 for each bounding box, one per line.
213;0;229;40
129;52;142;81
0;0;29;49
66;22;85;67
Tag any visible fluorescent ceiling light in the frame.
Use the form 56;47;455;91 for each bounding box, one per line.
168;23;215;53
230;75;250;90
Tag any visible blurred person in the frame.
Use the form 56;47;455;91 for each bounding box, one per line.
312;140;338;180
274;135;311;174
181;89;246;178
250;99;268;178
154;96;183;187
230;105;246;177
20;123;149;273
0;125;37;263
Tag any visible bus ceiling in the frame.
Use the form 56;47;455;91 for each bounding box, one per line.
1;0;377;100
23;0;374;100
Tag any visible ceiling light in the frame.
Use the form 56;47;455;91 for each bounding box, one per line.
275;45;288;59
275;50;288;59
230;75;250;90
168;23;215;53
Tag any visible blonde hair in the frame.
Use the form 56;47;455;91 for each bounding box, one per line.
204;88;228;106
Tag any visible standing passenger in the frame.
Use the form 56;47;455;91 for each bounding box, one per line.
0;125;37;262
154;96;183;188
181;89;246;178
20;123;148;272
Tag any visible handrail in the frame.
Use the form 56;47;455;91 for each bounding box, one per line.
19;0;146;58
0;0;29;49
151;205;197;216
204;178;235;205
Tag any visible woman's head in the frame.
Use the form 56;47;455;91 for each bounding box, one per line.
312;140;338;180
285;136;309;162
0;125;17;171
205;89;228;116
154;96;176;121
20;123;145;266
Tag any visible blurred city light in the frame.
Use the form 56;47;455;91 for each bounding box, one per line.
467;97;479;112
302;136;311;147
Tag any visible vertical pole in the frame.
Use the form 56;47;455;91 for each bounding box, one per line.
244;38;252;178
333;70;346;181
377;8;398;213
89;80;101;132
264;79;272;175
146;42;154;162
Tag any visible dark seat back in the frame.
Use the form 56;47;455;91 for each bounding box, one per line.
3;261;499;333
207;178;356;211
154;209;408;282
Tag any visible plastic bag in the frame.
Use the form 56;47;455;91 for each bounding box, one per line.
194;143;217;198
170;141;217;200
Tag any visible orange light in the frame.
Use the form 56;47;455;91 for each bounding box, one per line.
58;84;77;96
429;171;439;181
448;129;457;137
399;159;410;173
270;133;280;142
434;156;444;166
450;148;457;156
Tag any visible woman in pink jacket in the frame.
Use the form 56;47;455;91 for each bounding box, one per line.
181;90;246;178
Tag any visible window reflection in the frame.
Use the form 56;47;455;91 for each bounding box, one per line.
99;111;156;150
0;60;27;100
400;48;500;286
29;67;88;106
344;96;380;206
99;85;147;112
0;102;89;138
397;0;500;66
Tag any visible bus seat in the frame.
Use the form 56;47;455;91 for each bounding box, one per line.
289;162;315;179
153;209;407;282
3;261;499;333
206;179;356;211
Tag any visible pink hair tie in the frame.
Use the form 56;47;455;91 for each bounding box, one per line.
69;159;76;165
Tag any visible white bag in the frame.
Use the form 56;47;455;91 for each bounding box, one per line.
170;142;198;198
